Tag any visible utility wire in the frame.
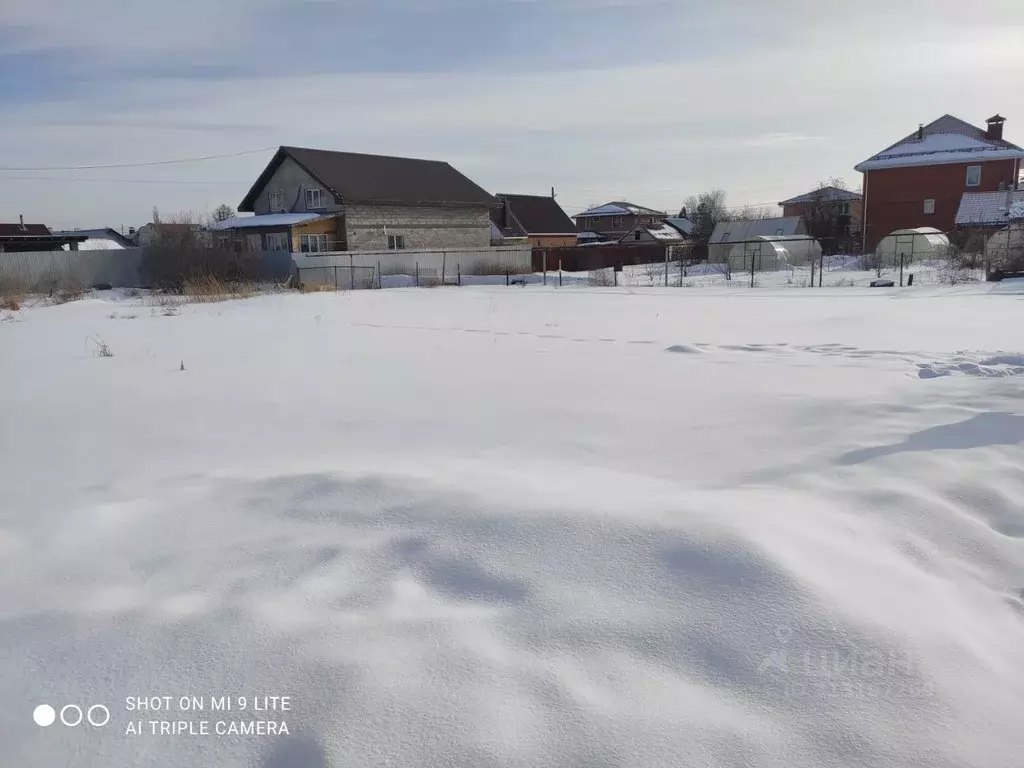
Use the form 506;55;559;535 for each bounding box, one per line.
0;175;248;185
0;147;275;172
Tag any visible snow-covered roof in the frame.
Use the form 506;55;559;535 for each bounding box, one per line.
573;201;665;218
709;216;804;243
955;190;1024;227
855;114;1024;171
635;223;686;242
664;216;694;236
62;237;125;251
779;186;862;205
577;231;605;240
211;213;322;230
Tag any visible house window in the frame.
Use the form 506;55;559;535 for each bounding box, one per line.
924;199;936;215
634;230;642;240
387;234;406;250
266;232;289;252
966;166;981;187
721;231;731;242
300;233;329;253
775;228;785;236
246;234;262;252
304;188;326;209
268;191;284;212
612;216;622;228
837;201;851;216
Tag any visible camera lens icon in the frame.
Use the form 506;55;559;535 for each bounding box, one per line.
34;704;110;728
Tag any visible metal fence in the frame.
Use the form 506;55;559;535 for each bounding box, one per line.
0;248;297;291
0;248;146;291
293;245;532;290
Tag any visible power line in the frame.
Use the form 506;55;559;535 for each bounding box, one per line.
0;175;248;185
0;147;276;172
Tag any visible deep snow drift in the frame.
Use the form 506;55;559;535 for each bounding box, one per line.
1;284;1023;767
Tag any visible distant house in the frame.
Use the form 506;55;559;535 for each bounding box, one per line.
491;194;577;248
779;186;862;221
0;218;87;252
573;202;667;241
53;228;134;250
854;114;1024;252
620;219;692;245
211;213;344;254
778;187;862;254
233;146;496;252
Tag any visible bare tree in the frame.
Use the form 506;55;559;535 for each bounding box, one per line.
792;177;857;256
730;205;775;221
682;189;728;246
212;204;236;223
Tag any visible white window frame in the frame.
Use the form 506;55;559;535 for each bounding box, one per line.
266;232;289;252
300;233;329;253
923;199;936;215
268;191;284;212
304;188;326;210
612;216;622;228
387;234;406;250
246;233;262;252
966;166;981;187
775;228;785;235
837;201;851;216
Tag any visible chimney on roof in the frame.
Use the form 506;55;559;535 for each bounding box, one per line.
502;197;510;228
916;124;924;141
986;114;1006;141
19;214;25;231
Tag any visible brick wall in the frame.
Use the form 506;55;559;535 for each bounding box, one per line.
863;159;1018;252
344;204;491;250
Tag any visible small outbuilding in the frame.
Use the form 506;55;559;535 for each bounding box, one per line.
874;227;950;262
725;236;821;271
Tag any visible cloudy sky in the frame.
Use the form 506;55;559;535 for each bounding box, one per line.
2;0;1022;229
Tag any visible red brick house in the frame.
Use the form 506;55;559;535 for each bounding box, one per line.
573;202;666;241
855;114;1024;253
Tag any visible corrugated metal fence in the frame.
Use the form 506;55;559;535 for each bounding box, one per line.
0;249;146;291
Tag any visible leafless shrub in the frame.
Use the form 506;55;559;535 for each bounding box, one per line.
53;283;86;304
589;268;614;287
87;335;113;358
642;261;662;285
708;259;732;281
299;282;337;293
0;295;20;311
466;260;531;276
938;245;982;286
140;211;263;291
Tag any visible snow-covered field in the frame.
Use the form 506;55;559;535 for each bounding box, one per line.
2;283;1024;767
